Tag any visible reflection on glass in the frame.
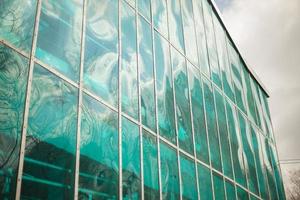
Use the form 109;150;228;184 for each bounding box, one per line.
138;16;156;131
79;94;118;199
180;154;197;200
138;0;151;21
237;186;249;200
171;48;193;155
121;2;138;119
0;0;37;53
21;64;78;199
154;31;176;143
122;117;140;199
0;44;28;199
84;0;118;107
36;0;83;82
242;68;257;123
143;130;159;199
197;163;213;200
225;179;237;200
152;0;168;37
160;141;180;200
212;171;225;200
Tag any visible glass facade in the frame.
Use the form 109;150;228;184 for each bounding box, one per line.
0;0;285;199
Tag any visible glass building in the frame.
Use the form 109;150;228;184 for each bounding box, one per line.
0;0;285;199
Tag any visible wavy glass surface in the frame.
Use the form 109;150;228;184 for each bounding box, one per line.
143;130;159;199
250;78;264;129
122;117;140;199
0;45;28;199
138;0;151;21
188;65;209;164
21;64;77;199
0;0;37;53
36;0;82;82
138;16;156;131
83;0;119;107
171;48;193;154
152;0;168;37
197;163;213;200
212;171;226;200
180;154;197;200
243;68;257;123
225;179;237;200
79;94;119;199
154;31;176;144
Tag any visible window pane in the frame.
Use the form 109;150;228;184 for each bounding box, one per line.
21;64;78;199
212;172;225;200
203;77;222;172
152;0;168;37
83;0;118;107
79;94;119;199
225;180;236;200
143;130;159;199
180;154;197;200
160;141;180;199
138;16;156;131
237;186;249;200
36;0;83;82
171;48;193;154
138;0;151;21
121;1;138;119
0;0;37;53
188;65;209;164
122;117;140;199
0;44;29;199
197;163;213;200
154;32;176;144
242;68;257;123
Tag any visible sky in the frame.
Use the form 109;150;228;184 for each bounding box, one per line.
214;0;300;193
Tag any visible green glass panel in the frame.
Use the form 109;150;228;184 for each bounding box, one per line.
188;65;209;164
154;31;176;144
152;0;168;38
122;117;140;199
202;0;222;88
36;0;82;82
203;77;222;172
250;194;259;200
237;186;249;200
160;141;180;200
83;0;118;107
125;0;135;8
225;180;236;200
259;89;274;141
171;48;193;154
212;171;225;200
214;89;233;178
143;130;159;199
21;64;77;199
138;16;156;131
193;0;210;76
121;2;138;119
0;44;29;199
79;94;118;199
197;163;213;200
0;0;37;53
225;99;247;187
180;154;197;200
138;0;151;21
250;78;263;130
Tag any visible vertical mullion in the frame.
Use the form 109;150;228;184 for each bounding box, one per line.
15;0;42;199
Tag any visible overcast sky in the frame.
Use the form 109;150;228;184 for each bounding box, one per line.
214;0;300;191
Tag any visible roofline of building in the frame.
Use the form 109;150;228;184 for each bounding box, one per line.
209;0;270;97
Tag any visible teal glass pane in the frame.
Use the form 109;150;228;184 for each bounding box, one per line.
202;0;222;88
143;130;159;199
182;0;198;66
225;180;236;200
36;0;83;82
203;77;222;172
138;16;156;131
250;194;259;200
138;0;151;21
125;0;135;8
180;154;197;200
259;90;274;141
152;0;168;37
188;65;209;164
121;1;138;119
225;99;247;187
167;0;184;52
79;94;118;199
242;68;257;123
237;186;249;200
154;31;176;144
160;141;180;200
237;112;259;194
171;48;193;154
83;0;118;107
212;171;225;200
21;64;78;199
0;44;29;199
250;78;263;130
193;0;210;76
214;89;233;178
122;117;140;199
0;0;37;53
197;163;213;200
